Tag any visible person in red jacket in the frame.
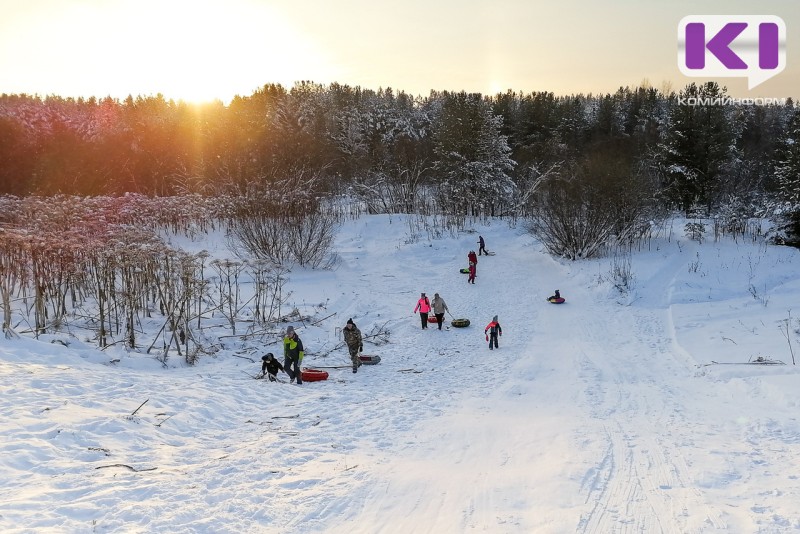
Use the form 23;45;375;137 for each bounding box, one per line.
467;250;478;284
484;315;502;350
413;292;431;329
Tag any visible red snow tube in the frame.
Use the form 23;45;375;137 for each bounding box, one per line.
428;316;439;323
300;368;329;382
547;297;566;304
359;354;381;365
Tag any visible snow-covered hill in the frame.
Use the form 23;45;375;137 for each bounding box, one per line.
2;214;800;533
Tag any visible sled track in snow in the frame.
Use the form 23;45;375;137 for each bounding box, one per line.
573;305;727;533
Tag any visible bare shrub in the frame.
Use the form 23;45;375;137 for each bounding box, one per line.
0;228;29;336
285;209;340;268
226;170;341;268
350;162;431;215
688;252;701;273
527;174;623;260
526;143;655;260
609;246;635;295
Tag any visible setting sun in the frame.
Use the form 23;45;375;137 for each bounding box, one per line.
0;0;340;103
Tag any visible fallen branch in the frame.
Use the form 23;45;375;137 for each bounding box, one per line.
219;328;273;340
95;464;157;472
310;312;337;326
397;368;423;373
3;326;20;340
363;321;392;346
312;341;346;358
131;399;149;416
99;338;132;351
155;415;175;428
705;358;785;366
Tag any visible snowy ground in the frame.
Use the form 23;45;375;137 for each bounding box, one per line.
2;214;800;533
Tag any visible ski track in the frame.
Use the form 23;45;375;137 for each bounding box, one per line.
568;303;729;534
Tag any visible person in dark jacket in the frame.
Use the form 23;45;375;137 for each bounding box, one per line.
478;236;488;256
484;315;502;350
343;318;363;373
260;352;285;381
283;326;304;385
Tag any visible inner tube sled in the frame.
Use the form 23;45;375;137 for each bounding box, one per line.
359;354;381;365
450;318;470;328
428;316;439;323
300;368;329;382
459;268;470;274
547;297;566;304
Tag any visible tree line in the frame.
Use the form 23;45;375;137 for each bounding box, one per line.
1;81;799;246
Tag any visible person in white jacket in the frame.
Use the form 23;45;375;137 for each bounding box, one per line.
431;293;449;330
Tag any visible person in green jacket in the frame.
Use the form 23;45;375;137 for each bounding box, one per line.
283;326;304;385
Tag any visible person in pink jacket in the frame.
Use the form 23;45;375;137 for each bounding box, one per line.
413;292;431;329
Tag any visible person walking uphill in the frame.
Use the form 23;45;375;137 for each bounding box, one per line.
260;353;285;381
283;326;304;384
343;318;363;373
467;250;478;284
431;293;449;330
484;315;502;350
478;235;488;256
413;292;431;329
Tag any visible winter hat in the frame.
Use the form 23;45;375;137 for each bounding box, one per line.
347;318;354;326
285;326;295;336
421;292;426;297
493;315;498;322
434;293;439;298
262;352;274;361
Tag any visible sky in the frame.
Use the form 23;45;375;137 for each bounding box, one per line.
1;0;798;103
1;213;800;532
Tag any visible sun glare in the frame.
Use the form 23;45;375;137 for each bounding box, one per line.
8;0;340;104
130;0;340;103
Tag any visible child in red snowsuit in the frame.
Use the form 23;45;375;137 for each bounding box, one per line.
467;250;478;284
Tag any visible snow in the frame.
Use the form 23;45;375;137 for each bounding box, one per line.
2;214;800;533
